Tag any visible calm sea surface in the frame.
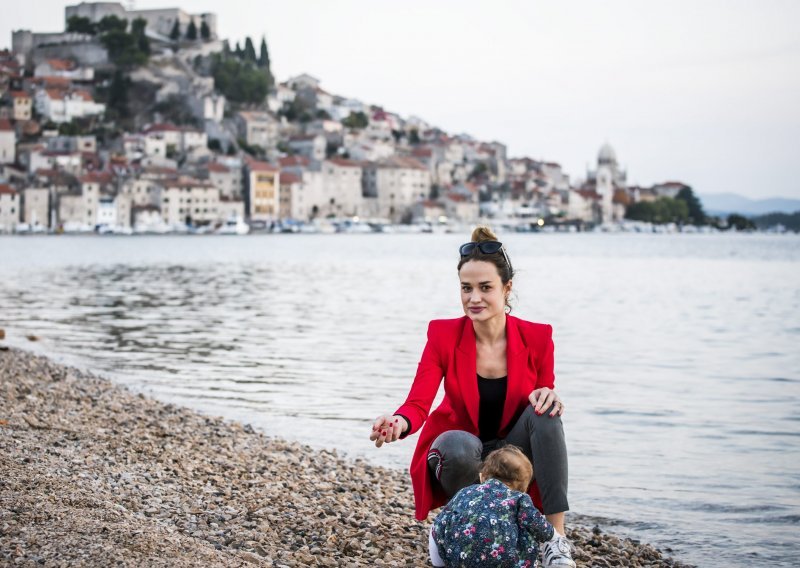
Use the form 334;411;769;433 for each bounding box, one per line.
1;233;798;566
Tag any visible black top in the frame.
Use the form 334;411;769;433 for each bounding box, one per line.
477;374;508;442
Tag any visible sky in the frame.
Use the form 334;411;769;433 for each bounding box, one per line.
3;0;800;199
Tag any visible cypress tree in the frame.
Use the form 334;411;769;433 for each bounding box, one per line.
244;37;257;63
169;20;180;41
186;20;197;41
200;20;211;40
258;36;269;68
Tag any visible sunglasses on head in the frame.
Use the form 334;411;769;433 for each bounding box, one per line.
459;241;511;268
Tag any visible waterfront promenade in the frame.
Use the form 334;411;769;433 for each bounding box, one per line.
0;347;690;566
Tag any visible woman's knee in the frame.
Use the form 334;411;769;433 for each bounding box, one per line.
522;403;563;433
428;430;482;497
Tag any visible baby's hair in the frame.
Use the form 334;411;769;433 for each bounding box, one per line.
480;445;533;493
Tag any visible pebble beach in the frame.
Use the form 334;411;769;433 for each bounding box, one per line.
0;347;693;567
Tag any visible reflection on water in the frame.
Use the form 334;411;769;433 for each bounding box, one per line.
2;233;799;567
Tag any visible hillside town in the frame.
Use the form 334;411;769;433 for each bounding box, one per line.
0;2;701;234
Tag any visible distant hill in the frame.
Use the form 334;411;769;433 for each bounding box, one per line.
699;193;800;216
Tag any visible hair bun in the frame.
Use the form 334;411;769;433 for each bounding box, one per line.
471;225;498;243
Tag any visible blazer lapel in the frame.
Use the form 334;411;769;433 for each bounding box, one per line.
500;315;528;433
455;318;480;432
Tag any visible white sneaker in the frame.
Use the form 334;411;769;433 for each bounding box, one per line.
541;533;576;568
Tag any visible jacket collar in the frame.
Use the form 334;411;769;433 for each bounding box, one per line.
456;315;529;433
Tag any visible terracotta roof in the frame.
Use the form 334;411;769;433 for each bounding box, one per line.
32;77;71;89
279;156;310;167
280;172;301;184
9;91;30;99
163;177;215;189
0;184;17;196
575;189;600;200
656;181;688;187
248;160;279;172
207;162;230;173
411;147;433;158
143;166;178;175
79;172;113;184
371;156;427;171
43;59;76;72
445;192;470;203
327;158;362;168
419;199;443;208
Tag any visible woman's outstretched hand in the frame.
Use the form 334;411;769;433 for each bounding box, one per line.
370;415;407;447
529;387;566;417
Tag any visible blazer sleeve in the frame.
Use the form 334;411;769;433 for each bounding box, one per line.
393;321;445;437
535;324;556;390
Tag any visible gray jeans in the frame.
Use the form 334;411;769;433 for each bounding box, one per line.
426;404;569;514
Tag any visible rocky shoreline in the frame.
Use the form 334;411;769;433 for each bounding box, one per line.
0;348;692;567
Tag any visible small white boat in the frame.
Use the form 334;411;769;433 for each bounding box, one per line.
217;216;250;235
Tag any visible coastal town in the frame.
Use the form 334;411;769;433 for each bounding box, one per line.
0;2;708;235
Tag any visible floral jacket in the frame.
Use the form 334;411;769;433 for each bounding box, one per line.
432;478;554;567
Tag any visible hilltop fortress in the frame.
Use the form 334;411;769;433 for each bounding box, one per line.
13;2;217;68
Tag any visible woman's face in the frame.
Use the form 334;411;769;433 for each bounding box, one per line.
459;260;511;323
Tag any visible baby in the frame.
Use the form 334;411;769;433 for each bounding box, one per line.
429;445;557;567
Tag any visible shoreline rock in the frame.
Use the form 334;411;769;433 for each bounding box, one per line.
0;348;693;567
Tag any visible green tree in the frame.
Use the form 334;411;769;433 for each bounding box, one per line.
625;197;689;224
97;15;127;34
244;37;257;63
342;111;368;129
131;18;150;55
108;69;129;118
409;128;421;145
200;20;211;40
58;121;81;136
234;42;243;59
676;186;706;225
169;20;180;41
726;213;756;231
258;37;269;68
101;29;147;67
211;53;269;104
753;211;800;232
66;16;96;34
186;20;197;40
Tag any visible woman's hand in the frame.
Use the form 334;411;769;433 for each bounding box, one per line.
370;415;407;447
528;387;565;417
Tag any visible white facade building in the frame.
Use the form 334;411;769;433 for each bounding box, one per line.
236;111;279;150
22;187;50;228
35;89;105;123
0;185;20;232
158;178;220;226
362;157;431;222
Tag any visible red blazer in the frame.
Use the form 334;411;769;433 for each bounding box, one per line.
394;314;556;521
